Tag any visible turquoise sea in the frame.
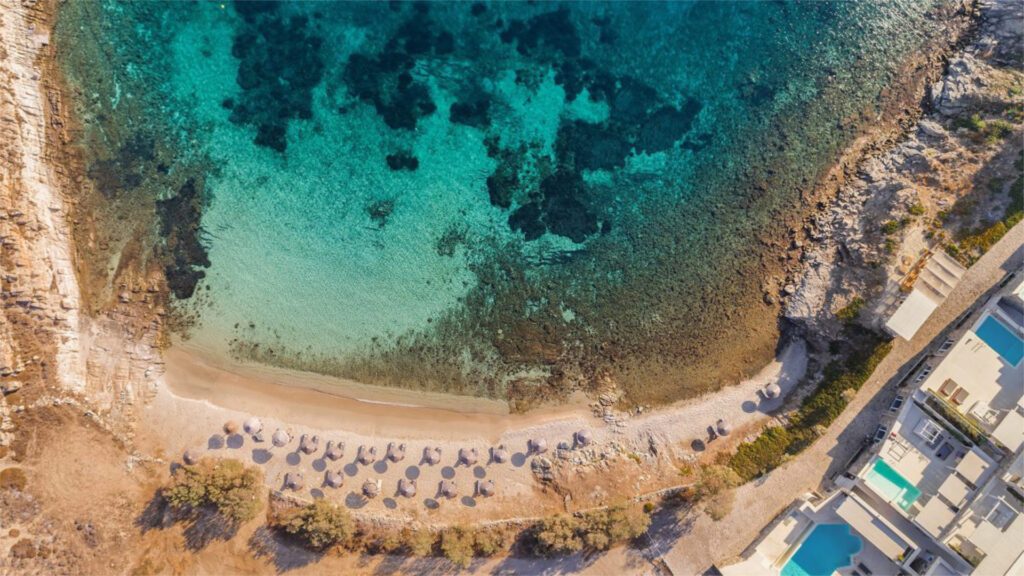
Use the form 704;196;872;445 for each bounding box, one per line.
56;1;953;403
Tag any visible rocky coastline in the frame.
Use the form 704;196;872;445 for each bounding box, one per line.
0;0;1021;572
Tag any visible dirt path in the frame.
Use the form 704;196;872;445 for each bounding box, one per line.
660;222;1024;575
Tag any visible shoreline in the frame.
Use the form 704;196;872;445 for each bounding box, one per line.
161;339;807;442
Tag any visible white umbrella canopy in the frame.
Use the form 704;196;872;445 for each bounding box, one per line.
716;419;732;436
272;429;291;447
422;446;441;465
440;479;457;499
362;480;380;499
398;478;417;498
528;438;548;454
491;445;510;464
299;434;320;455
386;442;406;463
325;440;345;461
243;417;263;435
458;447;478;466
182;449;199;466
575;429;594;446
765;382;782;399
358;445;378;465
325;470;344;489
477;479;495;497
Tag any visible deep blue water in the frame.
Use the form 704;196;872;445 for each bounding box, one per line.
56;1;954;402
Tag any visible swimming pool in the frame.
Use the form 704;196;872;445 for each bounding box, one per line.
864;458;921;511
782;523;862;576
976;315;1024;366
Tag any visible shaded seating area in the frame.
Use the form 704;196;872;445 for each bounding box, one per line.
458;447;478;466
440;479;457;499
477;479;495;497
422;446;441;465
284;472;304;491
398;478;416;498
325;470;344;489
358;445;378;465
491;445;509;464
272;429;291;447
528;438;548;454
386;442;406;463
299;434;320;455
362;480;379;499
324;440;344;461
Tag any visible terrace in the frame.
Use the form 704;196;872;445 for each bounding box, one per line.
947;450;1024;574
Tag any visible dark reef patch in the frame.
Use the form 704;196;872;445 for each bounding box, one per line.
366;199;396;228
229;1;325;152
500;7;580;59
86;134;156;198
385;151;419;171
156;178;211;299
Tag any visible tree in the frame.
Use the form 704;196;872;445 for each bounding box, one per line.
406;528;436;557
474;525;514;556
163;458;262;524
440;526;475;568
582;504;650;550
277;499;354;550
534;515;583;555
693;465;741;500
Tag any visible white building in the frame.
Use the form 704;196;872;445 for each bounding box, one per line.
885;251;968;341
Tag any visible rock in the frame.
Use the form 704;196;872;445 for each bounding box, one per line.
783;284;797;296
531;457;554;482
1;381;22;395
917;119;947;140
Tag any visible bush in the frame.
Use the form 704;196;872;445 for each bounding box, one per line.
0;467;27;491
729;336;892;482
705;492;735;521
473;525;516;556
277;499;354;550
836;297;865;323
533;515;583;555
582;503;650;551
406;529;436;557
163;458;262;524
440;526;475;568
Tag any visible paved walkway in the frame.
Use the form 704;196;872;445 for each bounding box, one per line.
660;223;1024;575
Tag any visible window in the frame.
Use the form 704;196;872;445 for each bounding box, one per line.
915;419;943;444
889;395;906;413
937;339;955;355
913;365;934;385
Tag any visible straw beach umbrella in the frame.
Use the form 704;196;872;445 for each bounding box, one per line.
386;442;406;463
358;445;378;465
422;446;441;465
243;417;262;436
223;420;240;435
272;429;291;448
528;438;548;454
362;480;379;499
398;478;417;498
182;449;199;466
458;447;478;466
491;445;509;464
440;479;457;499
575;429;593;447
716;419;732;436
477;479;495;498
325;470;344;489
299;434;320;455
325;440;345;461
284;472;304;491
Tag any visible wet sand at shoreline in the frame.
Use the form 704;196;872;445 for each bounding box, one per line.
163;343;594;441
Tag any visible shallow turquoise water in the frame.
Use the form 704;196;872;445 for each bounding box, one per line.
782;523;862;576
57;1;953;399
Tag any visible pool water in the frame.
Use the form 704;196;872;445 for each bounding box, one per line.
864;458;921;511
782;524;862;576
976;315;1024;366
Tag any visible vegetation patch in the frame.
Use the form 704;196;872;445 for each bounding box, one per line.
530;502;650;555
729;330;892;482
835;296;865;324
947;169;1023;266
273;499;355;550
162;458;263;524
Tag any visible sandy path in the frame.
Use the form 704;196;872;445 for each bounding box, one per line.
660;222;1024;575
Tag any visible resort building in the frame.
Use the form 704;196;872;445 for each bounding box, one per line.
885;251;968;341
725;272;1024;576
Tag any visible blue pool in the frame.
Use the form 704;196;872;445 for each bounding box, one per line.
782;524;863;576
976;315;1024;366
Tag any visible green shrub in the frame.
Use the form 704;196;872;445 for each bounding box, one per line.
277;499;354;550
533;515;583;555
163;458;262;524
440;526;476;568
836;297;865;324
909;203;926;216
729;337;892;482
406;529;436;556
473;525;515;556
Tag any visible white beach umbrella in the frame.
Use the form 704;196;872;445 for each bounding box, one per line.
272;428;291;448
243;417;263;435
